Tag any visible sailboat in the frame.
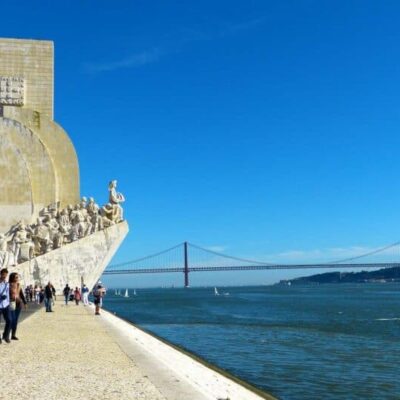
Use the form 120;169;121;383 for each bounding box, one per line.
114;289;117;295
214;287;220;296
133;289;137;296
124;289;129;298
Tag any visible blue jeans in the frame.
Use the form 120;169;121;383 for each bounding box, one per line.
64;294;69;305
45;297;52;312
9;307;21;336
0;306;11;339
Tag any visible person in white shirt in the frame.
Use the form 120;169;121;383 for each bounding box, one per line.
0;268;11;343
82;284;89;306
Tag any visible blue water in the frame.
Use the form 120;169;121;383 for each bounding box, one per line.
103;284;400;399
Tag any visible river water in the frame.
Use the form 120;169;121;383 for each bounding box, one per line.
103;284;400;399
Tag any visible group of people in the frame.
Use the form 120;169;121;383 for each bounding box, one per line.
62;284;90;306
0;267;107;343
0;180;125;267
22;283;56;305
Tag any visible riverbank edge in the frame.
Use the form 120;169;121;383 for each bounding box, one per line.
102;306;277;400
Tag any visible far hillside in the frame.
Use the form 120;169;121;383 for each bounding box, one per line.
278;266;400;285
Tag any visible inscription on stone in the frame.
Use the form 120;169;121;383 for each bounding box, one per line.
0;76;25;106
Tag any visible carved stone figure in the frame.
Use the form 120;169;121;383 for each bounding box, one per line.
100;203;116;227
80;196;88;209
70;205;87;240
11;223;34;262
48;212;63;248
87;197;103;233
58;208;72;244
108;180;125;222
0;233;13;267
33;218;52;254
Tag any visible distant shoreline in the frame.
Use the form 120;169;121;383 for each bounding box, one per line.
278;266;400;285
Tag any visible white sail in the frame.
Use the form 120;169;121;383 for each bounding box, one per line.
134;289;137;296
114;289;117;295
124;289;129;298
214;287;219;296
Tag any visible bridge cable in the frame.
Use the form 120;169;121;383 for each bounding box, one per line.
188;242;275;266
108;242;184;270
325;241;400;265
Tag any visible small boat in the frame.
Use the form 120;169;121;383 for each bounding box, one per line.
214;287;220;296
114;289;117;295
133;289;137;296
124;289;129;298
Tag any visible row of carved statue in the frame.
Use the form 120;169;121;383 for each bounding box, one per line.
0;180;125;267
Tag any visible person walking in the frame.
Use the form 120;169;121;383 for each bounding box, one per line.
74;287;81;305
34;285;40;304
93;283;106;315
63;284;70;305
39;287;44;304
44;282;54;312
0;268;11;343
51;284;56;304
8;272;27;340
82;284;89;306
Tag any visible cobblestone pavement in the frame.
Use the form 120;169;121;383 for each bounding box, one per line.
0;303;166;400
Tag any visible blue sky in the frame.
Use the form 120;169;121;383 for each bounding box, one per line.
3;1;400;287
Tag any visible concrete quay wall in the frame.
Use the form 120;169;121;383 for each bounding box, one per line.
2;303;276;400
100;307;276;400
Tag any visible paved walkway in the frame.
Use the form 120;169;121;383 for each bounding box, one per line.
0;303;166;400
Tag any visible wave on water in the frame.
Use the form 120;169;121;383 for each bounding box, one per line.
375;318;400;321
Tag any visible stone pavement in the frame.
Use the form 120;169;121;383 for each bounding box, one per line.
0;303;166;400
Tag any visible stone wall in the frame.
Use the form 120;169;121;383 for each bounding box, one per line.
0;38;80;232
0;38;53;119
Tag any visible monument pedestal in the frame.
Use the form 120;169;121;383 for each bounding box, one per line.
15;221;129;292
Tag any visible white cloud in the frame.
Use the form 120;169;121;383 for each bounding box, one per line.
83;47;164;73
205;245;228;253
83;17;266;73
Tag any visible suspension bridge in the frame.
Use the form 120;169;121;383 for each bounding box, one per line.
103;241;400;286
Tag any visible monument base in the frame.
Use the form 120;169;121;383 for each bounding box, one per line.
14;221;129;292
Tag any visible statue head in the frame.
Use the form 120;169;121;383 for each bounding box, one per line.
109;180;117;189
89;197;94;203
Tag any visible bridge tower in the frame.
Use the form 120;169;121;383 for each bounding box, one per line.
184;241;189;287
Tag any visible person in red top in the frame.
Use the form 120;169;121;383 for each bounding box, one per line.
74;287;81;305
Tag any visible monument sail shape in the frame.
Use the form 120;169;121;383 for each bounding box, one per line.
0;38;128;291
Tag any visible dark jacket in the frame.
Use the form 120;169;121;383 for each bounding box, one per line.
16;288;27;309
44;285;53;299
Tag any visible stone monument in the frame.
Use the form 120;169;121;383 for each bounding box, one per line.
0;38;129;291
